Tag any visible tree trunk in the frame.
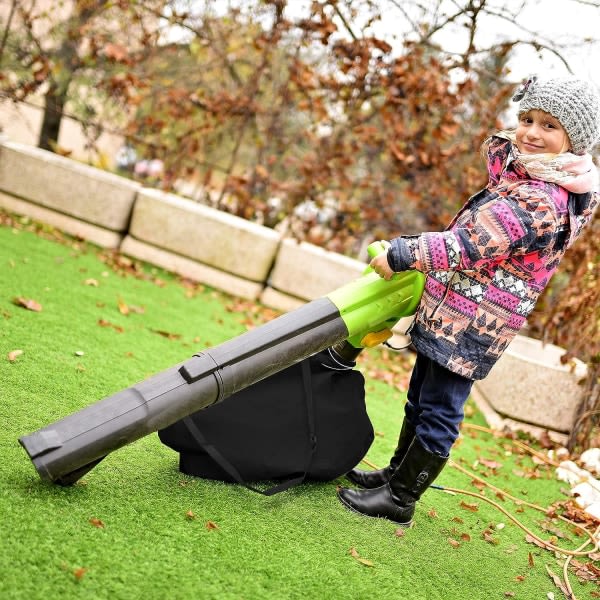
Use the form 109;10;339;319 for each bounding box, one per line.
567;363;600;452
39;83;69;151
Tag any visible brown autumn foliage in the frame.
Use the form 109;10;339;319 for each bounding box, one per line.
1;0;598;449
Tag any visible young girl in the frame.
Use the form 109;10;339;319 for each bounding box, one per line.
337;75;600;525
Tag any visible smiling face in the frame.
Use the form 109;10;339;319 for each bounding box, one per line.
515;109;570;155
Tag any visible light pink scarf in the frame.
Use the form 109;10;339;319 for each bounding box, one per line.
516;151;599;194
497;131;599;193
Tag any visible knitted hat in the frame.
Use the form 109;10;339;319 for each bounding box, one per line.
512;75;600;155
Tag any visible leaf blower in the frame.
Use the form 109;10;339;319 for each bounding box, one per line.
18;242;424;485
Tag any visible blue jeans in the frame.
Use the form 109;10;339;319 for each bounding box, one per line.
404;353;474;457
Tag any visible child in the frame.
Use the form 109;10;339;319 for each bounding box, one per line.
337;75;600;525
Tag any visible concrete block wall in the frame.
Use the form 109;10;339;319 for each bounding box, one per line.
0;137;363;309
0;139;140;248
474;336;587;434
121;188;282;301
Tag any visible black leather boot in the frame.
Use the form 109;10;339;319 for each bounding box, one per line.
337;437;447;526
345;419;416;488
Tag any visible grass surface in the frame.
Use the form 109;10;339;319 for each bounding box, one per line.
1;214;597;599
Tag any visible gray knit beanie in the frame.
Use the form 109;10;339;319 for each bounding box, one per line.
513;75;600;155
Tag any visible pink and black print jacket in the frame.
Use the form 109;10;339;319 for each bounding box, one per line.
387;136;599;380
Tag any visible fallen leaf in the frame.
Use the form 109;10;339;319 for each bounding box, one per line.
394;528;406;538
118;297;130;315
525;534;548;550
185;510;196;520
460;500;479;512
205;521;219;530
7;349;23;362
570;559;600;582
150;329;182;340
448;538;460;548
73;567;87;581
528;552;535;568
98;319;124;333
84;278;99;286
479;459;503;470
545;565;570;597
482;531;499;545
89;517;105;528
349;547;374;567
428;508;438;518
13;297;42;312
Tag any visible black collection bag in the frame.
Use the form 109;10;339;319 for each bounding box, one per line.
158;348;373;495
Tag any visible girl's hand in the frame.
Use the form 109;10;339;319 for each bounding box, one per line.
369;252;395;280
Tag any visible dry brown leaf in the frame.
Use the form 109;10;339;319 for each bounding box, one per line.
545;565;571;597
150;329;182;340
185;510;196;520
460;500;479;512
13;297;42;312
73;567;87;581
448;538;460;548
428;508;438;518
349;547;374;567
525;534;548;550
89;517;105;528
84;278;99;286
7;349;23;362
118;297;130;315
394;528;406;538
570;559;600;582
479;459;503;470
482;531;499;545
528;552;535;568
205;521;219;530
98;319;124;333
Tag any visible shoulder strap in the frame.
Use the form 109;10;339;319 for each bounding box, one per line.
181;359;317;496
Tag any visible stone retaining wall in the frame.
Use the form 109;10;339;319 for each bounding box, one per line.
0;137;364;308
0;139;140;248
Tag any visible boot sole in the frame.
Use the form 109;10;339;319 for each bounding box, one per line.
336;490;413;527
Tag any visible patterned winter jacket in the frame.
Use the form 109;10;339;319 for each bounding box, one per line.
387;136;599;380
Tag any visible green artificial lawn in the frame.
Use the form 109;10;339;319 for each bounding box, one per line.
0;213;597;600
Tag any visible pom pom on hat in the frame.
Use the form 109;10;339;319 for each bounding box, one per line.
513;75;600;155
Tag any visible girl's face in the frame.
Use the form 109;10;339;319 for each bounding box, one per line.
515;109;570;155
